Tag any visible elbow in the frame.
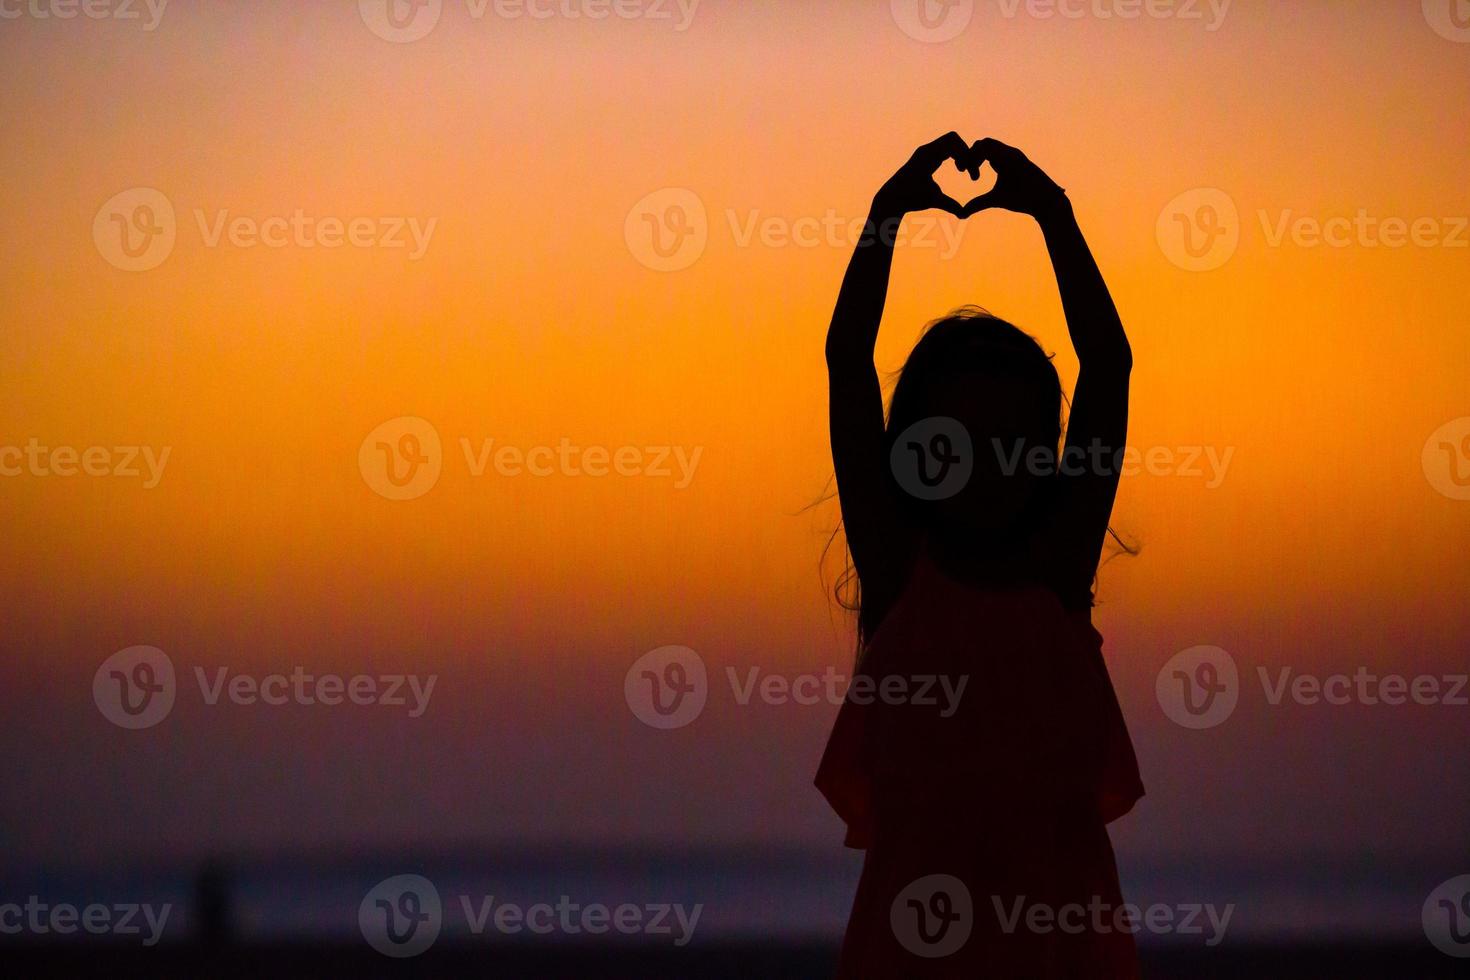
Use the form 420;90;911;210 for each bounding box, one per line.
825;336;866;371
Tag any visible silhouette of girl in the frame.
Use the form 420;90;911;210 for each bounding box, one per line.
816;134;1144;977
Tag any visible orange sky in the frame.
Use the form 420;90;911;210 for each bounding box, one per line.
1;1;1467;868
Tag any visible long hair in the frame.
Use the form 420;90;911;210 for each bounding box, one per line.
822;307;1134;654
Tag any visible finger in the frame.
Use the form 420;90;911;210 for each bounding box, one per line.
919;131;969;169
973;137;1020;168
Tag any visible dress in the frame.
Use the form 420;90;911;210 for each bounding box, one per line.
816;552;1145;978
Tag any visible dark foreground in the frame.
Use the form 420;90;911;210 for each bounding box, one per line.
0;941;1460;978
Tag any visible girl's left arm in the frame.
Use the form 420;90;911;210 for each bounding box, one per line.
966;138;1132;597
1039;194;1132;595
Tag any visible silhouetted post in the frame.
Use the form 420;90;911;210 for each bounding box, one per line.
193;858;234;950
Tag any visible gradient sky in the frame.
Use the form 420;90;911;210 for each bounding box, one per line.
1;0;1467;887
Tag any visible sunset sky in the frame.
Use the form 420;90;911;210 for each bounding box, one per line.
1;0;1467;908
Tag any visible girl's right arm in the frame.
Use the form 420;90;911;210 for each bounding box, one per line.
827;133;972;609
964;137;1132;603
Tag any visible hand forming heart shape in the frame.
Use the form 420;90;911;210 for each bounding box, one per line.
873;133;1067;223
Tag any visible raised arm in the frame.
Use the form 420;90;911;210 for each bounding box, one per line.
827;133;974;611
967;138;1132;598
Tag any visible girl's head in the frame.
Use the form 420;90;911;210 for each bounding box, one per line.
886;307;1063;538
